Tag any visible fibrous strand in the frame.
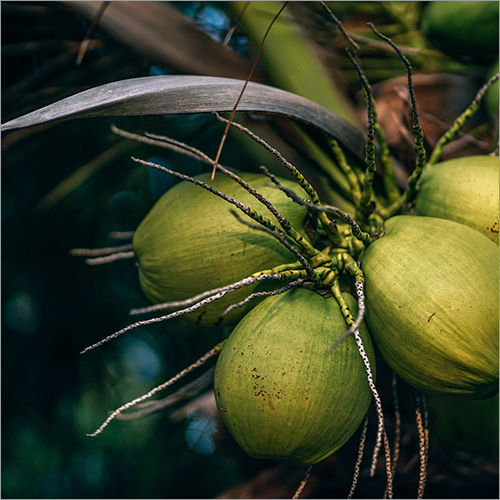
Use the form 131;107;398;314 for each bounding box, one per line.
81;274;282;354
292;465;312;499
131;157;285;237
143;130;295;233
260;166;372;246
230;210;319;283
87;342;225;436
217;278;305;324
85;251;135;265
352;328;390;481
214;113;320;204
108;231;135;240
116;367;215;421
70;243;133;257
130;273;285;315
320;1;360;51
367;23;427;209
211;1;289;178
414;391;428;499
114;126;296;236
348;416;368;499
428;72;500;165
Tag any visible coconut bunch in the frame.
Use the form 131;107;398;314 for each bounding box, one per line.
72;12;499;499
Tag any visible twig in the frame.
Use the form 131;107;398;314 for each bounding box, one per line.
428;72;500;165
212;2;288;178
76;1;111;65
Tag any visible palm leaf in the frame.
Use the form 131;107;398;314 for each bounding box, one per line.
1;75;365;161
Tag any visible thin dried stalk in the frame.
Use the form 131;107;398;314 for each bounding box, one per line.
85;251;135;265
347;416;369;499
292;465;312;499
117;368;215;421
130;271;287;316
81;272;284;354
87;341;225;436
70;243;133;257
216;278;304;324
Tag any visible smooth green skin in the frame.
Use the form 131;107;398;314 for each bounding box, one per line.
415;156;499;244
362;215;499;399
421;1;499;61
132;172;308;325
214;288;375;465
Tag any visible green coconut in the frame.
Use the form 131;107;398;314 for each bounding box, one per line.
362;215;498;399
214;287;375;465
415;155;499;243
132;172;308;325
421;1;499;62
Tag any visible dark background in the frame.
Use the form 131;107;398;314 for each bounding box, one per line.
2;2;498;498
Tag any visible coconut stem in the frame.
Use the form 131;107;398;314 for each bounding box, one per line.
114;126;316;258
347;416;368;499
345;48;377;223
214;112;320;205
329;280;365;353
374;122;400;203
367;23;426;211
87;341;225;437
112;125;210;163
260;166;373;247
324;136;363;206
428;72;500;166
213;113;344;247
80;272;286;354
130;156;297;248
144;128;303;237
329;257;367;351
320;1;359;51
320;4;399;208
230;210;321;285
140;135;315;257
